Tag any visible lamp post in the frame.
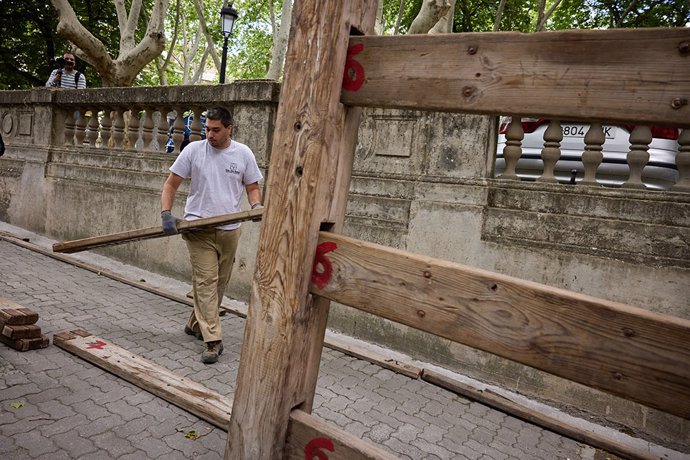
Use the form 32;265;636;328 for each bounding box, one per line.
219;2;238;84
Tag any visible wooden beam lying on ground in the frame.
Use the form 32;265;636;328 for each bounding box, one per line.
342;28;690;127
421;369;658;460
54;330;233;429
310;232;690;419
54;329;395;459
52;208;263;254
284;410;397;460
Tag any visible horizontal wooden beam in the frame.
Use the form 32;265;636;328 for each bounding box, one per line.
310;232;690;419
54;330;394;458
341;28;690;127
54;330;233;429
285;410;397;460
52;208;263;254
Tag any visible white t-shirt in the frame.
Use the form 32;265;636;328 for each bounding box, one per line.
170;139;263;230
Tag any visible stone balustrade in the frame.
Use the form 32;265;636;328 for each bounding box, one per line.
0;81;280;156
497;116;687;191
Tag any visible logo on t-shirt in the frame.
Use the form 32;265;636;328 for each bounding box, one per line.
225;163;240;175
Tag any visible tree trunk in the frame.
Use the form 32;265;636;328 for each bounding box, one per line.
408;0;452;34
430;0;456;33
265;0;293;81
51;0;169;86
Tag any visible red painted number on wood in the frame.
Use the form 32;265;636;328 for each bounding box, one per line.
304;437;334;460
343;43;365;91
86;340;107;349
312;242;337;289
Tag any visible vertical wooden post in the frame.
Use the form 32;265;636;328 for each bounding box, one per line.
225;1;378;459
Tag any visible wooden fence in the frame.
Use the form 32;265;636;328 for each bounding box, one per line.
224;1;690;459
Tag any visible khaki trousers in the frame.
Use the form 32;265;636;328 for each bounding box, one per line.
182;227;240;343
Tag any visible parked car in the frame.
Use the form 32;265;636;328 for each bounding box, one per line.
494;117;680;190
166;114;206;153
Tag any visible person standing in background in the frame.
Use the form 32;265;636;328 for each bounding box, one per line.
46;52;86;89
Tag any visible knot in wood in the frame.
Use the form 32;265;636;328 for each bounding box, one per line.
671;98;687;109
679;41;690;55
423;270;432;279
467;46;477;55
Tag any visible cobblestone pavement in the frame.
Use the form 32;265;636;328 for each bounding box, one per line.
0;234;681;460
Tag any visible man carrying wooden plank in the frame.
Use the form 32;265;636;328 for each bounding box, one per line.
160;107;263;364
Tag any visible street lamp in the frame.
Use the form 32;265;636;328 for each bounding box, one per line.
219;2;238;84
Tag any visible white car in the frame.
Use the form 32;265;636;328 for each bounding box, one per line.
494;117;680;190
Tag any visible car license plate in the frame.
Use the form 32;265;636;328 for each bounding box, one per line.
562;124;615;139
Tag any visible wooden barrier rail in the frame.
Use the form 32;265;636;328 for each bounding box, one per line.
341;28;690;127
310;232;690;419
222;2;690;457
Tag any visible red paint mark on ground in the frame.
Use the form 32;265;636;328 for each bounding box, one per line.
343;43;365;91
304;437;335;460
86;340;107;349
312;242;337;289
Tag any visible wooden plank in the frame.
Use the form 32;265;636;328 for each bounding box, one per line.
341;29;690;127
0;333;49;351
0;304;39;325
54;330;393;459
310;232;690;419
421;370;658;460
0;232;240;318
53;330;233;429
284;410;398;460
226;1;379;459
52;208;263;254
2;324;42;340
325;333;421;379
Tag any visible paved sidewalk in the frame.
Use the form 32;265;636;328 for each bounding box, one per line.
0;226;683;459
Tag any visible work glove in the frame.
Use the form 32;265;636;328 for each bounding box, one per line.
161;210;180;235
250;203;263;222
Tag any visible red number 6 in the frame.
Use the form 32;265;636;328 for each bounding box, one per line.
304;437;335;460
343;43;365;92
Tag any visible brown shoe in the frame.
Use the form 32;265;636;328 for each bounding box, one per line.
201;340;223;364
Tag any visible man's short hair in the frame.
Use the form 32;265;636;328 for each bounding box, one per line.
206;107;233;128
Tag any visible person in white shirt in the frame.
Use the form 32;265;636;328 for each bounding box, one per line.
46;53;86;89
160;107;263;364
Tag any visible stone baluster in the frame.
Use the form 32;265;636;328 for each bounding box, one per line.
74;109;88;146
127;108;141;150
538;119;562;183
171;108;186;153
142;108;156;151
100;109;112;148
112;108;126;149
671;129;690;192
64;110;76;146
85;108;100;146
623;125;652;189
189;107;203;142
157;107;171;153
580;122;604;186
500;115;523;180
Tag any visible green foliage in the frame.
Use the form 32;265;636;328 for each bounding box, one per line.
1;0;127;89
224;0;282;81
0;0;63;89
3;0;688;90
380;0;689;34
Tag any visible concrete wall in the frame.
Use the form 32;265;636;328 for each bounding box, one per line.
1;84;688;449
